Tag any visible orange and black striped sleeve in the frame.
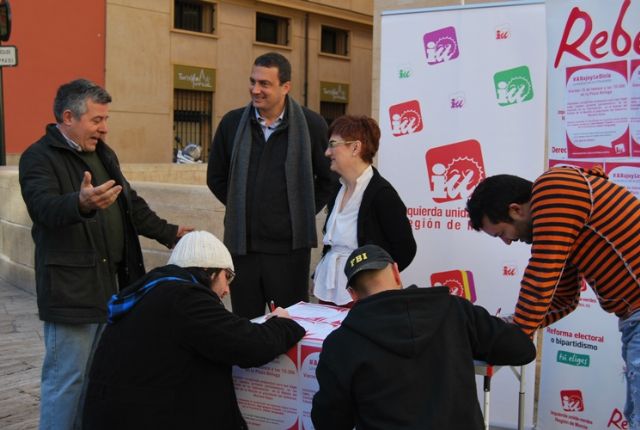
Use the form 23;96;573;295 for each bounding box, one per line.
513;169;591;336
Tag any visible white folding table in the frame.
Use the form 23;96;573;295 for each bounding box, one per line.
474;362;526;430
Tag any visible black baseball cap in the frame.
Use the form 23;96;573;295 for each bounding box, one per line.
344;245;394;288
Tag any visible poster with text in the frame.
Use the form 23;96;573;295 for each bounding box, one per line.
632;59;640;151
548;0;640;160
565;61;629;158
537;286;626;430
233;303;349;429
543;1;640;428
380;2;546;428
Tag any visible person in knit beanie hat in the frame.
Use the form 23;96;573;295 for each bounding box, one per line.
167;230;235;300
82;231;305;430
169;230;234;271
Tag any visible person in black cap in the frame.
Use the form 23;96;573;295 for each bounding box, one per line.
311;244;537;430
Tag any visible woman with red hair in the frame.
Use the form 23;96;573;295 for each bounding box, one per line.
313;115;416;307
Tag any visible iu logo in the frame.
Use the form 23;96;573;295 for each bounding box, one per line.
495;24;511;40
494;65;534;106
399;69;411;79
449;92;465;110
423;26;460;65
389;100;423;137
502;265;517;277
560;390;584;412
430;270;477;303
425;139;485;203
450;98;464;108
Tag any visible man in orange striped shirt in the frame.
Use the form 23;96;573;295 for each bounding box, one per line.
467;166;640;428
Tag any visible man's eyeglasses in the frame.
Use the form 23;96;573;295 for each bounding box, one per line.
328;140;359;148
224;268;236;284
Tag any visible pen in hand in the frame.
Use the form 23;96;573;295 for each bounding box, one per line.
265;300;292;320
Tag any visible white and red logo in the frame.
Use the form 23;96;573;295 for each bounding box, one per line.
560;390;584;412
495;24;510;40
430;270;477;303
389;100;423;137
425;139;485;203
502;265;517;277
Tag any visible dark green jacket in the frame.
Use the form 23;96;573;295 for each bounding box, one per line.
19;124;178;323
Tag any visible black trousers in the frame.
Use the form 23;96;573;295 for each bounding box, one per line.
230;248;311;319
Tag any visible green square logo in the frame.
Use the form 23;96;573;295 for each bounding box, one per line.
493;65;534;106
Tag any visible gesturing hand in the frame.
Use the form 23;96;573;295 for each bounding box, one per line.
176;226;194;239
78;171;123;214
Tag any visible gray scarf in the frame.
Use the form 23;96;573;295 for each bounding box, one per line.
224;96;317;255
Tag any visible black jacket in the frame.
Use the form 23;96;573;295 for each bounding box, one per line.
18;124;178;323
207;104;337;253
323;167;416;271
82;265;305;430
311;286;536;430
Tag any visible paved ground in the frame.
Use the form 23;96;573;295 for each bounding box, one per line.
0;278;42;430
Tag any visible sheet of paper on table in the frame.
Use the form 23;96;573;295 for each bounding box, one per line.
233;302;350;430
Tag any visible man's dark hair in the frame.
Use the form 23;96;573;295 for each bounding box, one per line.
466;174;533;231
254;52;291;84
53;78;112;123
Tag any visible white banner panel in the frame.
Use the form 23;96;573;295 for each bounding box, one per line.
548;0;640;160
536;271;627;429
541;0;640;428
379;2;546;428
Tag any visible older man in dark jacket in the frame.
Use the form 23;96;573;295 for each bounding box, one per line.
19;78;191;430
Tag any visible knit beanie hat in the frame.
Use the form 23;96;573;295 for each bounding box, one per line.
167;231;234;270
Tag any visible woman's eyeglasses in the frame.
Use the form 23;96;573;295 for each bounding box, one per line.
224;268;236;284
328;140;359;148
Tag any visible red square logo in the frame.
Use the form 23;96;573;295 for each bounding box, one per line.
560;390;584;412
425;139;485;203
431;270;465;297
389;100;424;137
430;270;476;303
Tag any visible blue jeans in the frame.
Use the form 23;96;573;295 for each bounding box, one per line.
621;313;640;430
40;322;102;430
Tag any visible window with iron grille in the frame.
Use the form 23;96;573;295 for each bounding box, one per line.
320;102;346;128
173;89;213;161
321;26;349;56
174;0;216;34
256;13;289;46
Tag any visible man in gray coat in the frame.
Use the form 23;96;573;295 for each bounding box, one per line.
19;78;191;430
